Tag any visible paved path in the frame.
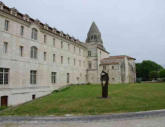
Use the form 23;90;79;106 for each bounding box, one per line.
0;110;165;127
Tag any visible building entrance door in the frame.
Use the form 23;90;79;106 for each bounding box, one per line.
1;96;8;107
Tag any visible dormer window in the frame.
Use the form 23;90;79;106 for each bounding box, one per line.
31;28;38;40
44;24;49;30
23;14;30;22
52;28;57;33
10;8;18;16
0;2;4;10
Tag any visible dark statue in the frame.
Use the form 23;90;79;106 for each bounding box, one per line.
100;71;109;98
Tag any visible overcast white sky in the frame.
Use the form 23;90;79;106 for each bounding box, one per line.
2;0;165;67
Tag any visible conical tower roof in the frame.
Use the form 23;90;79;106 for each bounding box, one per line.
88;22;101;34
86;22;103;43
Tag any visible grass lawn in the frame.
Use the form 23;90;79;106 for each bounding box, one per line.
0;83;165;116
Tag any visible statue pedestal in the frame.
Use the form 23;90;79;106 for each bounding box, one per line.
102;83;108;98
100;71;109;98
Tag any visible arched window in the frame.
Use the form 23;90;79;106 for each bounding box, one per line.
31;28;38;40
31;46;38;59
91;35;93;40
94;35;97;40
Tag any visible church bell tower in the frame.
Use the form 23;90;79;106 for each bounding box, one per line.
85;22;109;84
86;22;103;44
86;22;105;50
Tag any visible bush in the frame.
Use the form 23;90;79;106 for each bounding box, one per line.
0;106;7;111
149;71;159;80
159;69;165;78
136;78;142;83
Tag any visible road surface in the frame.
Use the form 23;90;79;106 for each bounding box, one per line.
0;110;165;127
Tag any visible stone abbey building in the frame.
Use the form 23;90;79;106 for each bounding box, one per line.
0;2;136;106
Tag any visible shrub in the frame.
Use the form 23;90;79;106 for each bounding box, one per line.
149;71;159;80
136;78;142;83
159;69;165;78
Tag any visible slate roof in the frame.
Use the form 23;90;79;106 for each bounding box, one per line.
100;55;136;65
88;22;101;34
0;1;86;48
102;55;136;61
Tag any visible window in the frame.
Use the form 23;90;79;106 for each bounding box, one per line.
91;35;93;40
79;48;81;55
53;38;55;47
30;70;37;84
61;41;63;48
3;42;8;54
94;35;97;40
88;51;91;57
44;35;47;43
68;57;70;64
103;65;106;70
0;68;9;85
74;58;76;65
19;46;23;57
31;28;38;40
83;61;85;67
88;61;92;69
53;54;56;63
74;46;76;53
112;66;114;70
4;20;9;31
44;52;46;61
61;56;63;64
31;46;38;59
67;73;69;83
20;26;24;36
79;60;81;66
51;72;56;84
68;44;70;50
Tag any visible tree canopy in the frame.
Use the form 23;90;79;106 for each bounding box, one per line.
159;69;165;78
136;60;163;81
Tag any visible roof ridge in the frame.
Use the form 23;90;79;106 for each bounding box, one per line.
0;1;86;47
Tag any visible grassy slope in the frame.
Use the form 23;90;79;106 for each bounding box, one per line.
0;83;165;116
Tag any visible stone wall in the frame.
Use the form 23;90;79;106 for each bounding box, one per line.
0;12;87;106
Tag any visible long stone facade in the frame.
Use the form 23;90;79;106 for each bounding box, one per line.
0;2;136;106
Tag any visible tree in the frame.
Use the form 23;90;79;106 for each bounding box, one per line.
149;71;159;80
159;69;165;78
136;60;163;81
